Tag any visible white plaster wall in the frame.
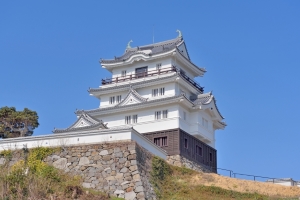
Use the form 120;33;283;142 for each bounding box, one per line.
136;82;176;99
96;105;179;133
100;91;129;108
178;106;190;133
99;82;176;108
0;130;167;159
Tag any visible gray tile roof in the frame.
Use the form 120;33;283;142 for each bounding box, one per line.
76;94;188;115
193;92;213;105
101;37;183;64
53;112;108;133
193;92;224;119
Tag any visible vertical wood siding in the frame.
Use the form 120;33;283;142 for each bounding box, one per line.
179;129;217;172
143;128;217;172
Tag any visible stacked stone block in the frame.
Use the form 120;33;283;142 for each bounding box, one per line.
44;141;156;200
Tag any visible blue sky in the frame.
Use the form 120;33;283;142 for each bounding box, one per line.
1;1;300;180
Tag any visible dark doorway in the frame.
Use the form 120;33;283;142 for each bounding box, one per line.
135;66;148;78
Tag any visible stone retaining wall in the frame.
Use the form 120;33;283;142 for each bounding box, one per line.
167;155;213;173
1;141;157;200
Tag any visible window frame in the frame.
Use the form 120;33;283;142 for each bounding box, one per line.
135;66;148;78
121;70;127;77
109;96;115;104
152;88;158;97
116;95;122;103
159;87;165;96
125;115;131;124
154;136;168;147
184;138;188;149
156;63;162;71
162;110;168;119
132;114;138;124
196;145;203;156
155;111;161;120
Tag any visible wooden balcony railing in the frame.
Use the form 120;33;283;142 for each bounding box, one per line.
101;66;204;93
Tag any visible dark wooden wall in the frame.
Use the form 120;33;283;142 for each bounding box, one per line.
143;128;217;172
143;129;180;155
179;129;217;172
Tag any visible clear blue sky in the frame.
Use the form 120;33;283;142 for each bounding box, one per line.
1;1;300;180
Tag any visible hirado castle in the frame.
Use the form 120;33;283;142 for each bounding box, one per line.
0;31;227;199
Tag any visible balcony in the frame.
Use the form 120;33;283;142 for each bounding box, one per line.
101;66;204;93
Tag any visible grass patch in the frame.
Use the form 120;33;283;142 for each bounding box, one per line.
0;147;121;200
150;156;298;200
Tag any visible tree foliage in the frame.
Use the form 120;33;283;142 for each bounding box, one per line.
0;106;39;138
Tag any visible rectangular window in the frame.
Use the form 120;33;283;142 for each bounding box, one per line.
121;70;126;77
116;95;122;103
156;63;162;70
155;111;161;120
154;136;167;147
109;96;115;104
184;138;188;149
209;153;212;162
162;110;168;118
132;115;138;123
152;89;158;97
159;87;165;96
196;145;203;156
135;66;148;78
125;116;131;124
183;111;186;120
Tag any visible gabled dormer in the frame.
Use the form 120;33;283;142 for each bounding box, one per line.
53;112;108;133
115;86;148;107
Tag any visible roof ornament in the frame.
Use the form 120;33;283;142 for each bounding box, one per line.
176;30;182;38
126;40;133;49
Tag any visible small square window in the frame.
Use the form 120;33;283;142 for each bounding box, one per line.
184;138;188;149
160;88;165;96
154;136;167;147
196;145;202;156
156;63;162;70
109;96;115;104
155;111;161;120
116;95;122;103
132;115;138;123
152;89;158;97
125;116;131;124
162;110;168;118
121;70;126;77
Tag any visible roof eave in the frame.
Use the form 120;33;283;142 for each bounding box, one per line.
175;49;206;77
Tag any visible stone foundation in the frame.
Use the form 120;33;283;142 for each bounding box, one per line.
1;141;156;200
167;155;213;173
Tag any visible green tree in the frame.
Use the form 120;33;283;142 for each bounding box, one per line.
0;106;39;138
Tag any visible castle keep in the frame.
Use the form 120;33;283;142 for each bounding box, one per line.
54;31;226;171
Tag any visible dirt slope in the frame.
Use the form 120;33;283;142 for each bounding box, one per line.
191;172;300;198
